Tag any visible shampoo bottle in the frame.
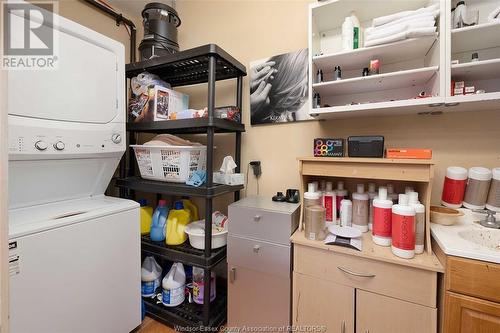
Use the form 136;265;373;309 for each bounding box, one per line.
391;194;416;259
372;187;393;246
409;192;425;254
342;16;354;51
323;181;336;224
335;181;348;220
352;184;369;232
340;199;352;227
367;183;377;230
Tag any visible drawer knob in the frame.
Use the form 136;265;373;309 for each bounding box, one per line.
253;215;261;222
253;245;260;253
337;266;376;278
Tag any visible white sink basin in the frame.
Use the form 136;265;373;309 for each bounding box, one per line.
458;229;500;251
431;209;500;263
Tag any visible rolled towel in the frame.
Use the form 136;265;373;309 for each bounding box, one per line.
365;24;407;42
379;11;438;29
373;3;439;27
488;5;500;22
406;26;437;38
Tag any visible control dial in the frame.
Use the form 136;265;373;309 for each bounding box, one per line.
35;140;48;151
111;133;122;144
53;141;65;151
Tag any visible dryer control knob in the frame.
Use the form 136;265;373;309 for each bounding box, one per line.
35;140;48;151
111;133;121;144
54;141;65;151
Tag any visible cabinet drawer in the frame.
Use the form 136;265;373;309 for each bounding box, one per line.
294;244;437;307
228;235;290;278
446;256;500;303
228;205;298;245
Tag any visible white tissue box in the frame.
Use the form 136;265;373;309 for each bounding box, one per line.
213;172;244;185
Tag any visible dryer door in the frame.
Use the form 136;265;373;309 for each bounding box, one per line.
7;10;120;124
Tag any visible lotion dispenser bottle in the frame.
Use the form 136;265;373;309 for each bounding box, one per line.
409;192;425;254
372;187;393;246
391;194;416;259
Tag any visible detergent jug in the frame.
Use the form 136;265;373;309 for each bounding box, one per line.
161;263;186;307
141;256;162;297
150;200;169;242
138;199;153;235
192;267;216;304
165;201;191;245
182;198;199;221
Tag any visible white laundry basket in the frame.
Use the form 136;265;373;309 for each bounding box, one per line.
131;145;207;183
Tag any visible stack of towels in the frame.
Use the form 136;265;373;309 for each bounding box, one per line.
364;3;439;47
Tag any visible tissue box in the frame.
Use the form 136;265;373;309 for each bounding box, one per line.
213;172;244;185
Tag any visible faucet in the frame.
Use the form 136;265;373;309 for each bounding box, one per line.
474;209;500;229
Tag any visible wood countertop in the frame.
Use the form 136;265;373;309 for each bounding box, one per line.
291;230;444;273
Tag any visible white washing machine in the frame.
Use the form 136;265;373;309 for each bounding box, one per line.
7;3;140;332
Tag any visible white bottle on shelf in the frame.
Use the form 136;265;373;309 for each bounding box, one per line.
391;194;416;259
372;187;393;246
335;181;348;222
387;183;399;204
323;181;336;224
340;199;352;227
342;16;354;51
349;11;362;49
409;192;425;254
367;183;377;231
352;184;369;232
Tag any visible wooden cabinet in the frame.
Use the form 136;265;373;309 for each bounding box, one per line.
445;292;500;333
436;249;500;333
356;290;437;333
293;272;354;333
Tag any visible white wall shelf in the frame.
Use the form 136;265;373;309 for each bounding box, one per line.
313;35;438;71
451;22;500;54
311;97;445;119
312;66;438;96
451;58;500;81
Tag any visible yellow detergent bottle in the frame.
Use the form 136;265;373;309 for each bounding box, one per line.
165;201;191;245
138;199;153;235
182;198;199;221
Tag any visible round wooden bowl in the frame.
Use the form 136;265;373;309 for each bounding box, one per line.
430;206;464;226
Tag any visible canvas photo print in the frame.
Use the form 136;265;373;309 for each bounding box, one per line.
250;48;311;125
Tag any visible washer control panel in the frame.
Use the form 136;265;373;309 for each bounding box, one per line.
8;117;125;156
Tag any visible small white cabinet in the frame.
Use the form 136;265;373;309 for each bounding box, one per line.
309;0;500;118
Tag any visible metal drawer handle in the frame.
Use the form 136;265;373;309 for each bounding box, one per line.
253;215;261;222
229;267;236;283
253;245;260;253
338;266;376;278
341;320;346;333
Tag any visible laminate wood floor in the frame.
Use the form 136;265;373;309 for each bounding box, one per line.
135;316;177;333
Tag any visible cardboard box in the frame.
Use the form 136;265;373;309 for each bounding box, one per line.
454;88;464;95
455;81;465;89
465;86;475;94
386;148;432;159
153;85;189;121
129;85;189;122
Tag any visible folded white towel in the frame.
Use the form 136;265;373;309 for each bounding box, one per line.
364;27;437;47
365;18;435;40
373;3;439;27
364;31;407;47
406;26;437;38
379;11;438;29
488;5;500;22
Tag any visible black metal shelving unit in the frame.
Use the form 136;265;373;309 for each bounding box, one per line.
118;44;246;329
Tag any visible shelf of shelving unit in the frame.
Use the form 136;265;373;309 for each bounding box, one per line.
120;44;246;328
451;58;500;81
451;22;500;54
141;235;226;268
310;97;445;119
313;35;438;71
116;177;244;198
127;118;245;134
312;66;438;96
297;157;435;256
143;281;227;328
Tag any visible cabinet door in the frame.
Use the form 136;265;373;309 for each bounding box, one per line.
228;264;290;331
293;272;354;333
356;290;437;333
445;291;500;333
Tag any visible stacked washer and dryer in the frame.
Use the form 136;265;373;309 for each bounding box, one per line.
7;5;140;333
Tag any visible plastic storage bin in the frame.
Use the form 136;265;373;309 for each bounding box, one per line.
131;145;206;183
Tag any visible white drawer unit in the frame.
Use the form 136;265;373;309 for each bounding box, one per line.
228;196;300;330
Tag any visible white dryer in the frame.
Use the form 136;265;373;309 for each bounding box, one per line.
7;3;140;332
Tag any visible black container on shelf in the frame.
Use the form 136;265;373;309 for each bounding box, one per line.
139;2;181;60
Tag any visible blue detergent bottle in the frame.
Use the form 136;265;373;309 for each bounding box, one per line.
150;200;169;242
